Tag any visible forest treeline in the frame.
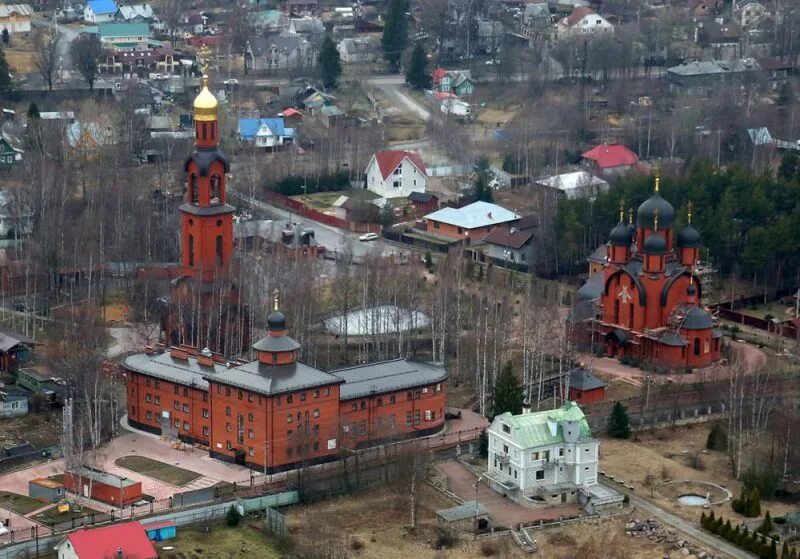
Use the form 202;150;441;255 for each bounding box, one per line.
556;155;800;289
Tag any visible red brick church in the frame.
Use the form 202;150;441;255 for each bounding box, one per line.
125;77;448;472
572;178;721;368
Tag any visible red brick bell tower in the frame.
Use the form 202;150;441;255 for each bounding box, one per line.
165;75;247;355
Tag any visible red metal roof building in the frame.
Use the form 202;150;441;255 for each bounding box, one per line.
373;150;427;180
581;142;639;176
55;521;157;559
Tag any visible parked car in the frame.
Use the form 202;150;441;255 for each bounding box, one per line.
359;232;379;242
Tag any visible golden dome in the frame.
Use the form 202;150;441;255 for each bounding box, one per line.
193;75;218;121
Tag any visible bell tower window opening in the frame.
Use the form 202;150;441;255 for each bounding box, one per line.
216;235;223;267
191;175;199;204
188;234;195;266
210;175;220;202
693;338;700;356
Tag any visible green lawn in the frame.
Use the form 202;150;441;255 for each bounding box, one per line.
0;491;46;515
115;456;202;486
739;302;794;321
157;521;281;559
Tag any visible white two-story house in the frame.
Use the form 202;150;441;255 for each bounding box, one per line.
486;401;599;506
364;150;428;198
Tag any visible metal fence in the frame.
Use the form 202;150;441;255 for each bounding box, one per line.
0;491;299;559
0;445;62;473
263;507;287;536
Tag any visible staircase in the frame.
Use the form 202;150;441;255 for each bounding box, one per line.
511;525;538;554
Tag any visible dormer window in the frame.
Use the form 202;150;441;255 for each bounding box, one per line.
501;423;510;433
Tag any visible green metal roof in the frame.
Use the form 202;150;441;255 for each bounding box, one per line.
98;22;151;38
495;401;593;448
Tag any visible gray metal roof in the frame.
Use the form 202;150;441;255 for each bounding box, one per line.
332;359;448;400
682;307;715;330
124;352;219;390
436;500;488;521
0;326;34;352
253;334;301;352
569;367;606;391
70;467;139;488
209;360;342;396
659;331;688;347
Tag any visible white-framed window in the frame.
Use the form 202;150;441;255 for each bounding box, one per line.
424;410;432;421
393;181;400;188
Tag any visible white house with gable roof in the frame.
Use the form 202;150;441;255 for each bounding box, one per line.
365;150;428;198
485;402;621;511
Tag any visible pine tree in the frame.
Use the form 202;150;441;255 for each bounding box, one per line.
318;35;342;90
760;511;774;535
491;361;524;419
723;519;733;539
226;504;242;526
0;48;12;96
607;401;631;439
700;512;707;528
424;251;433;271
382;0;409;71
706;424;728;451
747;488;762;517
781;541;789;559
769;540;778;559
27;102;39;119
1;29;8;46
405;42;430;89
473;158;494;202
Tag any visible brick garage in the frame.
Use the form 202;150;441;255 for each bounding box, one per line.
63;468;142;506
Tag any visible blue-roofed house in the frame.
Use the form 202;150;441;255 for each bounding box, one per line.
84;0;118;23
424;201;520;242
237;117;290;148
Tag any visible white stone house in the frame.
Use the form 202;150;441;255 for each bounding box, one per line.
365;150;427;198
556;7;613;38
486;401;599;506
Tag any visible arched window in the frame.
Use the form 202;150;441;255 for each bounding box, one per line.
210;175;220;202
693;338;700;356
216;235;223;267
191;175;199;204
188;235;194;266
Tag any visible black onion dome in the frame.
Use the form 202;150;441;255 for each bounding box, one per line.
677;224;703;248
267;310;286;331
609;220;632;246
643;233;667;255
636;192;675;229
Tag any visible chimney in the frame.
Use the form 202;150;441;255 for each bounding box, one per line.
522;399;531;414
144;345;154;355
170;347;189;360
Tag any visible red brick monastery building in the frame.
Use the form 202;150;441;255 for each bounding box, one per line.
573;178;721;368
125;78;448;472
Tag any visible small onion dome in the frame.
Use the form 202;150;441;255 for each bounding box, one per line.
676;224;702;248
609;220;632;246
682;306;715;329
643;233;667;255
267;310;286;331
193;75;218;121
687;283;697;296
636;192;675;229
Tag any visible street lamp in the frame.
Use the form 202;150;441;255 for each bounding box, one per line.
473;474;483;533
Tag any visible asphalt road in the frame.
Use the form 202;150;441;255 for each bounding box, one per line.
229;188;403;261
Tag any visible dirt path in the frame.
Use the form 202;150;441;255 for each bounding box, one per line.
616;485;755;559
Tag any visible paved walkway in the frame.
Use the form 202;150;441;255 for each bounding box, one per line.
436;460;580;528
582;340;766;386
615;483;754;559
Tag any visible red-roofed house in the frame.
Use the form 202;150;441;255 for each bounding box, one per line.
556;7;613;37
581;142;639;177
432;67;448;88
55;521;157;559
279;107;303;126
365;150;428;198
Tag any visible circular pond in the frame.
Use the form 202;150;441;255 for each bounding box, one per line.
678;494;710;507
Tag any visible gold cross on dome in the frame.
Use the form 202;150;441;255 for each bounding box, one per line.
273;288;280;311
653;207;660;231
